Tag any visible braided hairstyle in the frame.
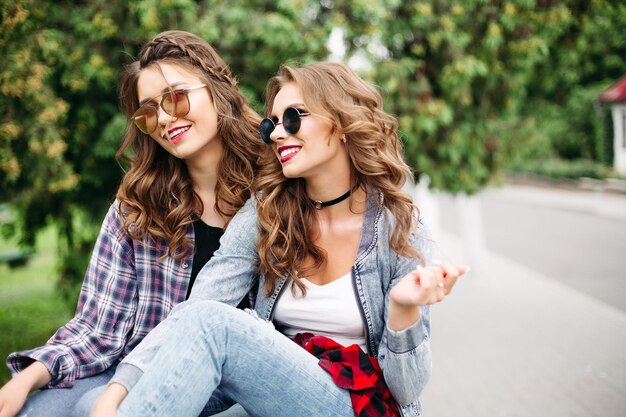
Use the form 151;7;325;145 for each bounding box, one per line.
138;32;237;87
116;30;262;259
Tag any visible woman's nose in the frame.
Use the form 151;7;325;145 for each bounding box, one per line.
157;106;176;128
270;122;287;142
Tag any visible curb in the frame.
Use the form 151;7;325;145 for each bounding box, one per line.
504;173;626;195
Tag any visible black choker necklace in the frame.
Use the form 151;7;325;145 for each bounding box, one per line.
310;186;357;210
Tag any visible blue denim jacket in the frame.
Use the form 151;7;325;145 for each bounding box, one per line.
112;190;433;417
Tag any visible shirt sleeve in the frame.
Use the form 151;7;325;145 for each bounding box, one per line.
6;202;138;388
377;218;434;408
110;198;260;392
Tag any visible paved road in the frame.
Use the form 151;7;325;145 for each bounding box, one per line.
417;184;626;417
437;186;626;312
422;229;626;417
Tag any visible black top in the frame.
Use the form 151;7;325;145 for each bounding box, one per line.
187;219;224;299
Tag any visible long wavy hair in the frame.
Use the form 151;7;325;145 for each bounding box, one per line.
256;62;422;295
116;30;262;259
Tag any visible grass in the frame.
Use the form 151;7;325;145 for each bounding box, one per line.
0;226;73;385
506;157;620;180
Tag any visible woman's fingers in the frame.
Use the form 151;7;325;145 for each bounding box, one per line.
414;265;444;303
432;260;469;295
393;262;468;307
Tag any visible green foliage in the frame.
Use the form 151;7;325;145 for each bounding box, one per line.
508;158;616;180
523;1;626;167
531;84;610;162
0;0;330;301
322;0;625;193
328;0;576;194
527;0;626;100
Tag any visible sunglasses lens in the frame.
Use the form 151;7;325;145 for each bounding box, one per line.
259;119;276;144
133;106;158;134
283;107;302;134
162;90;190;117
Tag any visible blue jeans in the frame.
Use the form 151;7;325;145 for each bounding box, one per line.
118;301;355;417
16;362;248;417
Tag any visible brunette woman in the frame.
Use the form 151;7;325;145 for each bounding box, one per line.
0;30;260;417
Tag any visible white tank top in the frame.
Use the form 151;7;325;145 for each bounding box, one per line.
273;272;367;351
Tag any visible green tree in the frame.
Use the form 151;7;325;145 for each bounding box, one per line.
0;0;329;304
317;0;623;192
524;0;626;165
367;0;575;193
528;0;626;101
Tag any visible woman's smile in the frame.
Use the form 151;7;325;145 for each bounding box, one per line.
278;145;302;163
167;125;191;143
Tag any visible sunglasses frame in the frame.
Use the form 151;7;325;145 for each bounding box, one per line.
132;84;207;134
259;107;311;145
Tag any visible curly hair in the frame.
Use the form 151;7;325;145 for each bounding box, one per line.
256;62;422;295
116;30;262;259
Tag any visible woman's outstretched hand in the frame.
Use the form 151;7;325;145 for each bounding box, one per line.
388;262;468;331
392;262;467;307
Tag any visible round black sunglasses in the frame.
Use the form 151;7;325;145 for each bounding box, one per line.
259;107;310;145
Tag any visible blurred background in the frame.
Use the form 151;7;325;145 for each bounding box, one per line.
1;1;625;415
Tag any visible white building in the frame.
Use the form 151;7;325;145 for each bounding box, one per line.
599;75;626;175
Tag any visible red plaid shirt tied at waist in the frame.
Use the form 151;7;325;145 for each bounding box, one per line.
294;333;400;417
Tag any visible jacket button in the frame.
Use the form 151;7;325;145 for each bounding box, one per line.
182;262;189;269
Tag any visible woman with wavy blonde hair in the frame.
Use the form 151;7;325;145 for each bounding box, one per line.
255;61;423;296
0;30;260;417
93;62;466;417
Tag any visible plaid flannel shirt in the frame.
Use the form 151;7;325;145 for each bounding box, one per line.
6;201;194;388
